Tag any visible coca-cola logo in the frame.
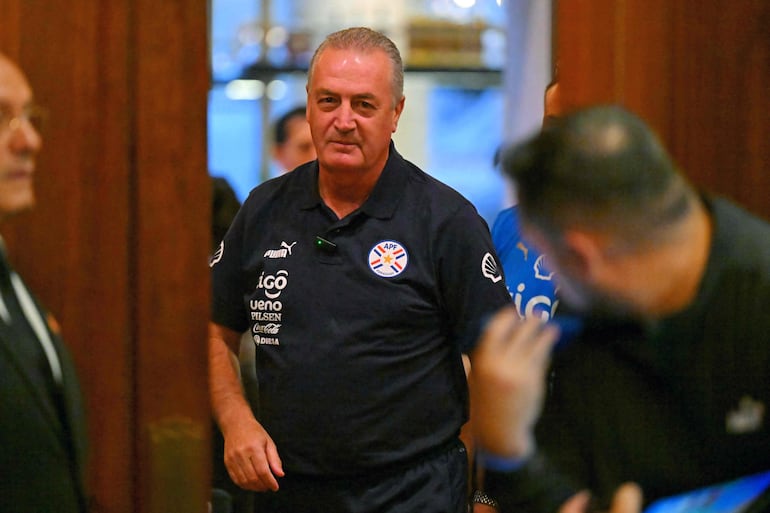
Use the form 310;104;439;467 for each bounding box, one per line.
253;323;281;335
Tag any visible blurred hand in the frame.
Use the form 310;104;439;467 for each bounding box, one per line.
560;483;643;513
469;306;559;458
223;416;284;492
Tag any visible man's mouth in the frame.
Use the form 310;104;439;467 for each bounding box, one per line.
4;166;34;180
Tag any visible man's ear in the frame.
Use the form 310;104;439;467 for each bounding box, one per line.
560;230;605;281
392;96;405;133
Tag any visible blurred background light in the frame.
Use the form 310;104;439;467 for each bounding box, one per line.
225;80;265;100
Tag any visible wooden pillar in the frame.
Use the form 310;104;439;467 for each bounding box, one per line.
0;1;211;512
557;0;770;221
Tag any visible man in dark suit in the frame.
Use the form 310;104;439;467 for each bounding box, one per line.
0;52;89;513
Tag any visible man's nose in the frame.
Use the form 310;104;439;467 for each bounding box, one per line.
334;103;356;131
8;118;42;154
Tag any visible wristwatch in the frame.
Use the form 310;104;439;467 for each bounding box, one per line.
472;489;499;510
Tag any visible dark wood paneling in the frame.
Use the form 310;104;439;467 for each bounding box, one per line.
620;0;672;142
668;0;770;220
557;0;671;137
1;1;210;512
558;0;770;221
0;2;21;54
133;0;211;510
557;0;618;111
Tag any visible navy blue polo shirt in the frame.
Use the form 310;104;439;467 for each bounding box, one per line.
211;143;511;477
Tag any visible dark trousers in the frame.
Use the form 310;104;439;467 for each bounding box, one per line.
252;439;469;513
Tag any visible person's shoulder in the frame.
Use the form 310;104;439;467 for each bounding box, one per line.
711;196;770;227
242;162;313;206
705;197;770;303
710;197;770;262
492;206;519;234
491;206;522;250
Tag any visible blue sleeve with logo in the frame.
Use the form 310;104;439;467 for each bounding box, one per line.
491;206;559;320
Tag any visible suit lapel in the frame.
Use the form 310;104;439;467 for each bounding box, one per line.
33;297;89;483
0;244;88;484
0;317;64;434
52;324;89;477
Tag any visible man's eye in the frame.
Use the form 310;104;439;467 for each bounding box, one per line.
354;101;377;115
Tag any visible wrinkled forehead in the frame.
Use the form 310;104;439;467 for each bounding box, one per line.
0;57;33;107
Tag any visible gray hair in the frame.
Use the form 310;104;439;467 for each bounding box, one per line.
307;27;404;107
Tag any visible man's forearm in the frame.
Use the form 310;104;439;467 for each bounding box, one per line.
209;333;254;433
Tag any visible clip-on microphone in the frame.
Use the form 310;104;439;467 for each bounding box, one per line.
315;235;337;253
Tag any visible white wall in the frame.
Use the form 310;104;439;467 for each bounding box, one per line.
501;0;553;204
503;0;552;145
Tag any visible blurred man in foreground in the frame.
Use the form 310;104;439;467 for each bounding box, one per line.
472;105;770;512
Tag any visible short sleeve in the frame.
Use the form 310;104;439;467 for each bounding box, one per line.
210;205;250;333
436;203;512;353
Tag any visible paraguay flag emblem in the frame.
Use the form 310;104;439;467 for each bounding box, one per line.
368;240;409;278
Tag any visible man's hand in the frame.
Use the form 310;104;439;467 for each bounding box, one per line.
469;307;558;458
222;416;284;491
560;483;643;513
209;322;285;491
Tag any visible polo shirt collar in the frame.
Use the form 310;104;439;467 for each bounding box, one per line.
297;140;407;220
296;161;322;210
361;141;408;220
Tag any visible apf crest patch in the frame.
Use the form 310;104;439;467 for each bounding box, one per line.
368;240;408;278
